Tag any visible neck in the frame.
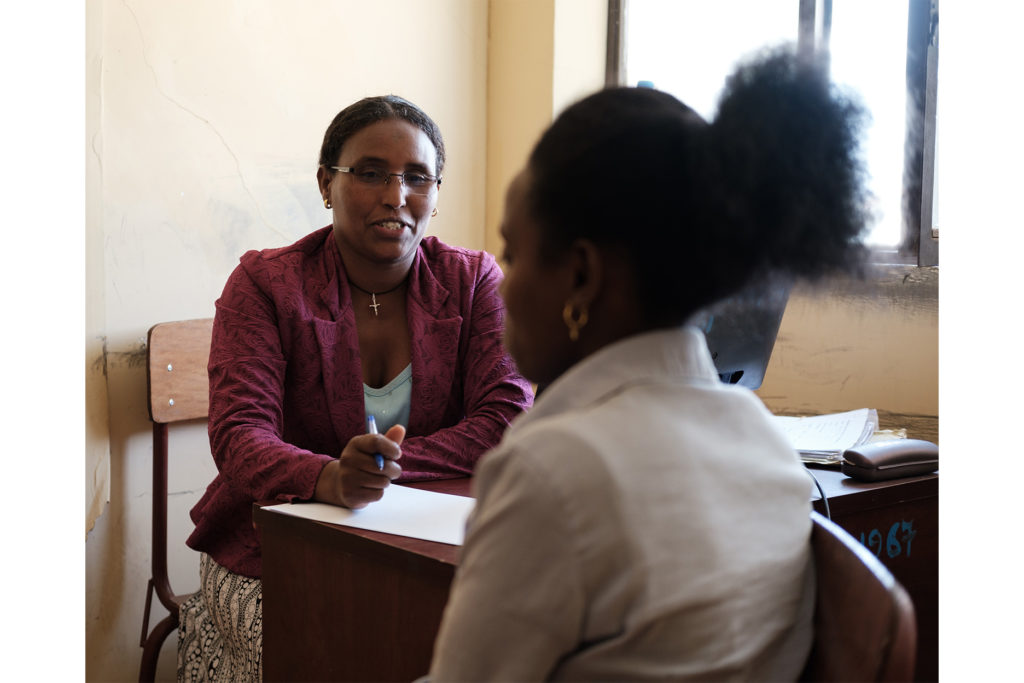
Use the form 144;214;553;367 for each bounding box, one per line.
348;277;406;297
331;235;416;295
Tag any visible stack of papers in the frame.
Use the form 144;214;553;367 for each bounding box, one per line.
772;408;878;464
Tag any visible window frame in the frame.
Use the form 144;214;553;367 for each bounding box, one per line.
606;0;939;267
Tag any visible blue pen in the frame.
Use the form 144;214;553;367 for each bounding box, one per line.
366;415;385;471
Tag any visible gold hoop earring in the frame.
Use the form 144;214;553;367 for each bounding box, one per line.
431;207;438;217
324;198;331;209
562;302;589;342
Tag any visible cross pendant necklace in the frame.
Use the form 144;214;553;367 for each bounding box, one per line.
348;277;406;317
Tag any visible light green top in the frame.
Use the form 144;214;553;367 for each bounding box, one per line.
364;363;412;434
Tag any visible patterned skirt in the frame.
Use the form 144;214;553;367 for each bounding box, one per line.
177;552;263;682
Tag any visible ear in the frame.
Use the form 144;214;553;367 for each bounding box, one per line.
565;238;604;308
316;165;331;200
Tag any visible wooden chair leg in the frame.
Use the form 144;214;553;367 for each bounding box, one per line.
138;613;180;682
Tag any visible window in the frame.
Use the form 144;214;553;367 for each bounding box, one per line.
607;0;939;266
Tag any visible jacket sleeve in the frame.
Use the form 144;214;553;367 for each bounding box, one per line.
398;254;533;479
206;259;333;503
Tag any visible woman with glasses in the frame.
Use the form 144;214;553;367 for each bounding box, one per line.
428;47;870;681
178;95;533;681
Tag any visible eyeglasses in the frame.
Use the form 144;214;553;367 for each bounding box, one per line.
329;165;442;196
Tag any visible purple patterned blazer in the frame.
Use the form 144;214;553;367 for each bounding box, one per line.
187;226;533;577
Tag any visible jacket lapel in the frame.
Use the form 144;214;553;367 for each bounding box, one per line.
406;248;462;436
315;237;365;446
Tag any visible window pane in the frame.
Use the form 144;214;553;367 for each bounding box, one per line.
828;1;909;247
623;0;797;121
624;1;913;249
930;52;941;239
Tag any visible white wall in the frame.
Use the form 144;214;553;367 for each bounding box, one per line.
85;1;488;680
86;0;110;535
483;0;607;256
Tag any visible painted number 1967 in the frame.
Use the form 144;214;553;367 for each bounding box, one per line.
859;520;917;559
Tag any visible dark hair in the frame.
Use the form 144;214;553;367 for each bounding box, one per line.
527;46;871;326
318;95;446;175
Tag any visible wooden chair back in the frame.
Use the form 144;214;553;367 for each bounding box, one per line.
800;511;918;682
138;318;214;681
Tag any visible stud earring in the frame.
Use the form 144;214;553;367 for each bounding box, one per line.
431;208;438;217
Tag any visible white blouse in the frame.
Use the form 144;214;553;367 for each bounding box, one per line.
429;326;815;681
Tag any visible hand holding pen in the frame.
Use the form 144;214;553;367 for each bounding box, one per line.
312;417;405;510
366;415;385;470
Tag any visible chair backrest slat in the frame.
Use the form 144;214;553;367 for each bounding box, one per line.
147;318;213;424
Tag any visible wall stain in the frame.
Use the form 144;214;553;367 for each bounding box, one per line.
794;265;938;313
90;336;109;377
100;337;148;370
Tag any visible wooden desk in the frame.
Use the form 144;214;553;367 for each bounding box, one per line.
808;467;938;682
256;479;469;683
257;471;937;682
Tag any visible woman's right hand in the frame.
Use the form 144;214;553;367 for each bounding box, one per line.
314;424;405;509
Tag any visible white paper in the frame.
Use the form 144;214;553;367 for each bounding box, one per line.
772;408;877;461
264;484;475;546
